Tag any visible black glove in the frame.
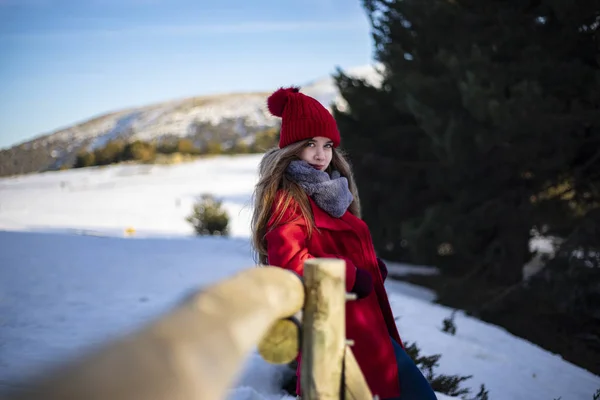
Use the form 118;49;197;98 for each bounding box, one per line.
377;257;388;282
352;268;373;299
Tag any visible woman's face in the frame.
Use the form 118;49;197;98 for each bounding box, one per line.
298;136;334;171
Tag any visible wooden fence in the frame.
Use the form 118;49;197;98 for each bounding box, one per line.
5;258;374;400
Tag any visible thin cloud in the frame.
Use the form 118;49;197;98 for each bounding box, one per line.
0;0;51;5
1;20;365;41
0;0;163;5
86;0;166;5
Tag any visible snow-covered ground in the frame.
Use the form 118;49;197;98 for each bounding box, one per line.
0;155;599;400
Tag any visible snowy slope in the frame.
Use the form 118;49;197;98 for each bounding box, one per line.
1;64;384;177
0;155;599;400
5;64;383;152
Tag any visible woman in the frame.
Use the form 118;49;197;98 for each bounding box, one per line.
251;87;437;400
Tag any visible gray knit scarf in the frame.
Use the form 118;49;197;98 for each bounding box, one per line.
285;160;353;218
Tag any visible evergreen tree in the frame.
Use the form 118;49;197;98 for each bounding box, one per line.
334;0;600;373
334;0;600;285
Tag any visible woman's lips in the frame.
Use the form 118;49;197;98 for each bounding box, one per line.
310;163;325;170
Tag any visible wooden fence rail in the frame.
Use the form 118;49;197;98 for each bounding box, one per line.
5;259;373;400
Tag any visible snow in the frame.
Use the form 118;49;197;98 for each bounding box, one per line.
1;154;599;400
301;63;385;110
0;155;260;238
87;111;140;151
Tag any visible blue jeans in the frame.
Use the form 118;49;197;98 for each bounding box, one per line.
387;338;438;400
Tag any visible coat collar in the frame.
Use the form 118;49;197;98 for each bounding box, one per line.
308;196;355;232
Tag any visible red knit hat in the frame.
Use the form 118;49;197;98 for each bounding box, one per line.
267;87;341;148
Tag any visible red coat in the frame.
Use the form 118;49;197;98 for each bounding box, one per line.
265;191;403;399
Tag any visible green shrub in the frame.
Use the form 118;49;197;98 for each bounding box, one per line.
205;139;223;155
94;140;126;165
403;341;489;399
176;138;197;154
123;140;156;162
442;310;457;335
186;194;229;236
74;151;95;168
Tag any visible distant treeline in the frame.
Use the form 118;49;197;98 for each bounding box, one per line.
72;128;279;168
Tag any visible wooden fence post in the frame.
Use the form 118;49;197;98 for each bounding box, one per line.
343;345;374;400
9;266;304;400
301;258;346;400
258;313;302;365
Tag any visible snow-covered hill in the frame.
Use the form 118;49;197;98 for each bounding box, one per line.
0;65;383;177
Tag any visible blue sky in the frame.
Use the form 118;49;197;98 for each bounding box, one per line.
0;0;374;149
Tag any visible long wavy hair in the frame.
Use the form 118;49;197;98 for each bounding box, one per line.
251;140;361;265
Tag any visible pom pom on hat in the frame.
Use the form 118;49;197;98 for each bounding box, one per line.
267;87;300;117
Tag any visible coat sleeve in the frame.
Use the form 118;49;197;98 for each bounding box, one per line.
265;219;357;293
